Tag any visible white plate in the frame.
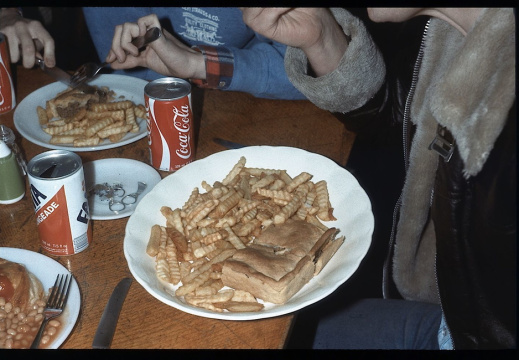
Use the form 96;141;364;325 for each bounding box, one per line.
124;146;374;320
0;247;81;349
84;158;162;220
14;74;148;152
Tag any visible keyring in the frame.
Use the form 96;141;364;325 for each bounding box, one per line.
109;197;126;212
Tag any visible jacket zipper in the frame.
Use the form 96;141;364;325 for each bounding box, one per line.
382;19;430;297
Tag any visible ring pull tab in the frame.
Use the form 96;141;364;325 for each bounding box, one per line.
429;125;454;162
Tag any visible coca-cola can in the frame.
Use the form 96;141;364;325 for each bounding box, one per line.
144;77;195;172
27;150;91;256
0;33;16;114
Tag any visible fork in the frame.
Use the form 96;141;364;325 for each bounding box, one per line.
30;274;73;349
70;27;161;86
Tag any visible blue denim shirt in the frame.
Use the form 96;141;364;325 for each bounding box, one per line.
438;313;454;350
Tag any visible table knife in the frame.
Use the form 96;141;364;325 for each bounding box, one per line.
92;277;132;349
213;137;247;149
36;58;98;94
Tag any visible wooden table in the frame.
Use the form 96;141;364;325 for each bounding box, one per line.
0;65;355;349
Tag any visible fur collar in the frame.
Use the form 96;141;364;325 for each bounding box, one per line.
424;8;515;178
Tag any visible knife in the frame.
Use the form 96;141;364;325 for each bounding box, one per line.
92;277;133;349
213;137;247;149
35;58;97;93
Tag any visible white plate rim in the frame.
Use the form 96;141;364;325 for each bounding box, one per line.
123;146;374;320
0;247;81;349
14;74;148;152
83;158;162;220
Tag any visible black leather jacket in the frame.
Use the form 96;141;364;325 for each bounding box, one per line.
338;14;516;349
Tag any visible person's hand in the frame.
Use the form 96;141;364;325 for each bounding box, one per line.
241;8;348;76
0;8;55;68
105;14;205;79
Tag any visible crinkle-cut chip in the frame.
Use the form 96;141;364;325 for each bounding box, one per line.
146;224;162;257
223;224;246;250
182;187;200;211
161;206;184;233
49;135;79;144
231;289;257;302
109;132;126;143
175;269;211;296
85;117;114;137
186;200;219;230
209;190;243;219
214;301;265;312
285;172;313;193
89;100;133;112
134;104;146;118
273;193;303;224
73;136;100;147
250;174;277;192
184;289;234;305
97;124;132;139
43;122;75;135
166;227;189;257
256;188;293;202
166;233;181;285
222;156;246;185
315;180;336;221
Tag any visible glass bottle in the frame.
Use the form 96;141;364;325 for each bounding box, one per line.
0;124;27;175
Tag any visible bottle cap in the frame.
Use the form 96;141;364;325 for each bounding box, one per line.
0;140;12;158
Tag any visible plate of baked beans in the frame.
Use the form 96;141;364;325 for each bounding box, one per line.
0;248;81;349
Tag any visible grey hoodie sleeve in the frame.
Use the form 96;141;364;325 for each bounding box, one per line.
284;8;386;113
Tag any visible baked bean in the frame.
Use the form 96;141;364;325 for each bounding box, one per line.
7;312;13;319
0;297;6;306
4;338;13;348
13;307;20;315
35;313;43;322
0;310;6;319
49;319;61;327
28;309;37;317
41;335;50;345
46;326;57;336
17;312;26;321
36;300;45;307
4;302;12;313
24;315;35;324
7;328;16;336
17;324;30;333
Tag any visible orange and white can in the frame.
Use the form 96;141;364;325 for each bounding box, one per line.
144;77;195;172
0;33;16;114
27;150;91;256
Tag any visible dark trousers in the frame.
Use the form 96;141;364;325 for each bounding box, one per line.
312;298;442;349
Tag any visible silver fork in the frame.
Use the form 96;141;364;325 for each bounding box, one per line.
30;274;73;349
70;27;161;86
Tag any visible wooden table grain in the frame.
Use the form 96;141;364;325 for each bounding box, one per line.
0;65;355;349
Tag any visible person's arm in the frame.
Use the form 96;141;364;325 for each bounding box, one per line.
284;8;386;113
192;36;306;100
0;7;55;68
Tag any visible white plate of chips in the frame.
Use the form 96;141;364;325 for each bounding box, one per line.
0;247;81;348
84;158;162;220
14;74;148;151
124;146;374;320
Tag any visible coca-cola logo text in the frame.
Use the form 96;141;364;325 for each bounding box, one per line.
173;105;192;159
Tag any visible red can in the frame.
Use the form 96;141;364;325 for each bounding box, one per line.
27;150;92;256
0;33;16;114
144;77;195;172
